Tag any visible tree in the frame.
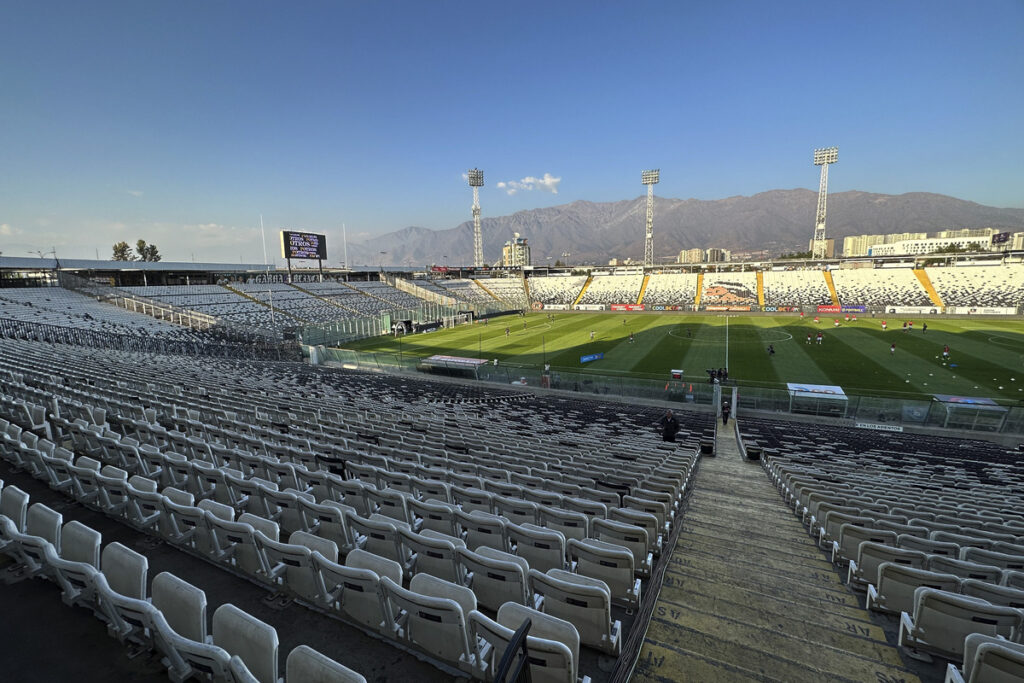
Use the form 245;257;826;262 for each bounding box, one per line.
112;241;136;261
135;239;162;262
554;259;564;267
779;250;813;260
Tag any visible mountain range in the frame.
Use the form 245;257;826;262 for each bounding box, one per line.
345;190;1024;266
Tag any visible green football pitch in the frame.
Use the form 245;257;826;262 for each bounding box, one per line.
344;312;1024;402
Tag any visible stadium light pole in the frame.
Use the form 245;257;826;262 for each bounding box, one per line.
468;168;484;268
641;170;660;269
811;147;838;260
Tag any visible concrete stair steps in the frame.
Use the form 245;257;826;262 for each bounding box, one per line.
673;539;837;576
633;423;924;683
676;525;827;559
666;546;846;589
654;599;896;661
657;579;876;629
664;562;850;604
642;616;920;683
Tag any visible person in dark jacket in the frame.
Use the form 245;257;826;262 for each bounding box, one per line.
658;410;680;442
721;400;732;425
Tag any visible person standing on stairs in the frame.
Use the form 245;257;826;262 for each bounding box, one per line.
721;400;731;425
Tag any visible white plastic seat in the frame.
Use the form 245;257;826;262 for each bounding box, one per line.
452;486;494;515
899;534;960;557
329;478;372;517
41;447;75;494
592;518;652;576
212;603;282;683
286;645;367;683
457;546;532;612
945;633;1024;683
345;512;410;566
4;501;62;576
364;487;413;525
259;530;338;602
43;520;102;607
507;522;566;574
125;476;164;532
928;555;1003;584
567;537;640;608
492;495;539;527
68;456;103;506
152;571;209;644
848;542;927;590
408;498;459;537
470;602;589;683
208;512;280;576
961;547;1024;572
399;526;464;583
1003;570;1024;590
262;488;313;536
899;587;1024;660
457;509;509;553
102;540;148;600
529;568;621;655
868;564;962;615
411;477;452;504
313;548;401;632
161;490;204;547
538;505;590;544
0;484;30;554
961;578;1024;610
831;524;898;565
381;573;476;670
296;497;357;554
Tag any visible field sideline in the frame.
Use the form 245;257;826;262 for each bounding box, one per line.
345;312;1024;401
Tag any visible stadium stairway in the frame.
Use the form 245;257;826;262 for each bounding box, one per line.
472;278;501;301
756;271;765;309
221;283;307;324
572;276;594;307
637;274;651;305
631;422;925;683
694;274;704;309
823;270;841;306
913;269;944;307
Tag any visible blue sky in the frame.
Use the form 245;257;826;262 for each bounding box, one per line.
1;0;1022;263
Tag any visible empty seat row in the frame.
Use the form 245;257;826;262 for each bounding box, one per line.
0;481;366;683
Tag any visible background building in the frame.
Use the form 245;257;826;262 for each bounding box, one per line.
705;247;731;263
501;233;531;267
868;235;993;256
677;248;704;264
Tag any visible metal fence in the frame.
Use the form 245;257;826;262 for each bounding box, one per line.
315;346;1024;435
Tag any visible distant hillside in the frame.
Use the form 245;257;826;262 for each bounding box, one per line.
346;190;1024;265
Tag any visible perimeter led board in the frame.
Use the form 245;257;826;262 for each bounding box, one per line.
281;231;327;260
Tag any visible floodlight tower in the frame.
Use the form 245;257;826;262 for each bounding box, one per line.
641;169;660;269
467;168;485;268
811;147;838;259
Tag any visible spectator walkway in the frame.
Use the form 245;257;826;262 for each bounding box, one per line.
631;422;926;682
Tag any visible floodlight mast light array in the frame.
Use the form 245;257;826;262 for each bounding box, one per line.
811;147;838;259
468;168;484;267
642;169;660;268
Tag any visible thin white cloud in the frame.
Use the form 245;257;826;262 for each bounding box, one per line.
0;223;23;236
127;190;144;197
497;173;561;196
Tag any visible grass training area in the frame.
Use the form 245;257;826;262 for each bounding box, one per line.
346;312;1024;402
